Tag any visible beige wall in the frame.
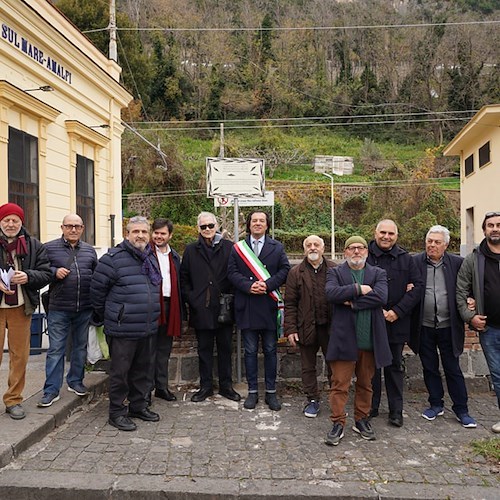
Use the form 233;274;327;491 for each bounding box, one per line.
0;0;132;249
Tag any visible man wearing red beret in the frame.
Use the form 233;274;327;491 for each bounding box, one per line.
0;202;51;419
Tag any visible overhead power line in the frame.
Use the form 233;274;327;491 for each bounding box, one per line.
83;19;500;34
124;116;472;132
127;110;477;127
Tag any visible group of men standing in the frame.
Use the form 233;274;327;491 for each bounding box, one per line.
1;201;499;442
285;216;500;446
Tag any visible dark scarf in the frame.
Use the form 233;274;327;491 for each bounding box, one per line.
0;229;28;305
124;240;162;286
480;238;500;262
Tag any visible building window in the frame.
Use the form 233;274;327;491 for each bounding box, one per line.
76;154;95;245
479;141;490;168
464;154;474;177
7;127;39;238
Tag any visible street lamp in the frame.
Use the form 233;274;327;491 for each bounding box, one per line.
322;172;335;259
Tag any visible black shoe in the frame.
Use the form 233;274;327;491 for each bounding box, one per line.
219;387;241;402
109;415;137;431
389;411;403;427
244;393;258;409
353;418;376;441
191;387;214;402
325;422;344;446
128;407;160;422
265;392;282;411
155;388;177;401
368;408;379;419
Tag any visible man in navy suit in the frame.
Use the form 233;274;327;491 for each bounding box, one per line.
227;211;290;411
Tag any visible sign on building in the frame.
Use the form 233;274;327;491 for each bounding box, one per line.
206;158;265;198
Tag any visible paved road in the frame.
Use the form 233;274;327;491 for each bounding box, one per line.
0;381;498;499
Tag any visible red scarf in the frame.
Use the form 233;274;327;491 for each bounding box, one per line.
157;250;181;337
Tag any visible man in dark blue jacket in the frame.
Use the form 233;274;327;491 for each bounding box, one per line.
410;225;476;428
227;211;290;411
367;219;423;427
91;216;162;431
38;214;98;408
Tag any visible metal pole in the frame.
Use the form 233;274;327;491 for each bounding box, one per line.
219;123;224;158
233;197;242;383
322;173;334;259
109;214;116;248
109;0;117;62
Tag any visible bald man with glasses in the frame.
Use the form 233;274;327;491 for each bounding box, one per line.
38;214;98;408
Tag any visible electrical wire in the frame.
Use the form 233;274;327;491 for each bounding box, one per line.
83;19;500;34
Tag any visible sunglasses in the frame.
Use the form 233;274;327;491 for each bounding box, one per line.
484;212;500;218
199;223;215;230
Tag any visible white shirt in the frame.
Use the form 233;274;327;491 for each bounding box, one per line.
156;245;171;297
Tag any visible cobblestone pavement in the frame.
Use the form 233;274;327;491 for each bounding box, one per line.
1;389;498;499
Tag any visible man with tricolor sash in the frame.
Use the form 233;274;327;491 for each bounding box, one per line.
227;211;290;411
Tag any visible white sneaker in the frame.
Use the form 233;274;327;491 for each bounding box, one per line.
492;421;500;433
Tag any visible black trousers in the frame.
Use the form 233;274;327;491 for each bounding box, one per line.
152;298;174;391
371;342;405;413
107;335;154;418
195;325;234;389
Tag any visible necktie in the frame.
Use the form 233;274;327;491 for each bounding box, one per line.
253;240;260;257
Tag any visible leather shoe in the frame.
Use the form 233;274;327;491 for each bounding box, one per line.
219;387;241;402
389;411;403;427
265;392;282;411
243;393;258;409
155;388;177;401
128;407;160;422
191;387;214;402
109;415;137;431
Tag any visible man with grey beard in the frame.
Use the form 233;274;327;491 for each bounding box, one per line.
91;216;162;432
285;235;336;418
324;236;391;446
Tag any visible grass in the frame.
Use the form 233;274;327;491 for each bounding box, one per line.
471;437;500;462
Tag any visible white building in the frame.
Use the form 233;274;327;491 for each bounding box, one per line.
0;0;132;248
443;104;500;255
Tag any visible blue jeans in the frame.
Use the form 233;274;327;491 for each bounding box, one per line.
242;329;277;393
480;325;500;408
419;326;468;415
43;309;92;395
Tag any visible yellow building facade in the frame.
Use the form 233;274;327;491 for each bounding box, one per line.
443;104;500;255
0;0;132;249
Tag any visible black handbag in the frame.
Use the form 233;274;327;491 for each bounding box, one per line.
218;293;234;324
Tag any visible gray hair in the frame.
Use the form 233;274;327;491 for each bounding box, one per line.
197;211;217;226
303;234;325;249
127;216;150;232
375;219;398;234
426;225;450;245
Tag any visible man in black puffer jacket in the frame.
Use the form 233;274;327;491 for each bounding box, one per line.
91;216;161;432
38;214;98;408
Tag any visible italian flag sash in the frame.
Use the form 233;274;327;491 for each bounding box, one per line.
234;240;285;340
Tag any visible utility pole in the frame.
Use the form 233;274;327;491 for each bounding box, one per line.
109;0;117;62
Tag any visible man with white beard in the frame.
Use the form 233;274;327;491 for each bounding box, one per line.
284;235;336;417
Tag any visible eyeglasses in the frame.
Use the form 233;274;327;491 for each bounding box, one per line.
346;245;366;252
63;224;84;230
199;223;215;230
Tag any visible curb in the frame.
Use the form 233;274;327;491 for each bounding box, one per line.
0;371;108;468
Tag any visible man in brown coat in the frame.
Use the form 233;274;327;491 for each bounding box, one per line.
284;235;336;417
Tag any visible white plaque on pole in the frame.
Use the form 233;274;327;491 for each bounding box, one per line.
214;191;274;208
206;157;265;197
